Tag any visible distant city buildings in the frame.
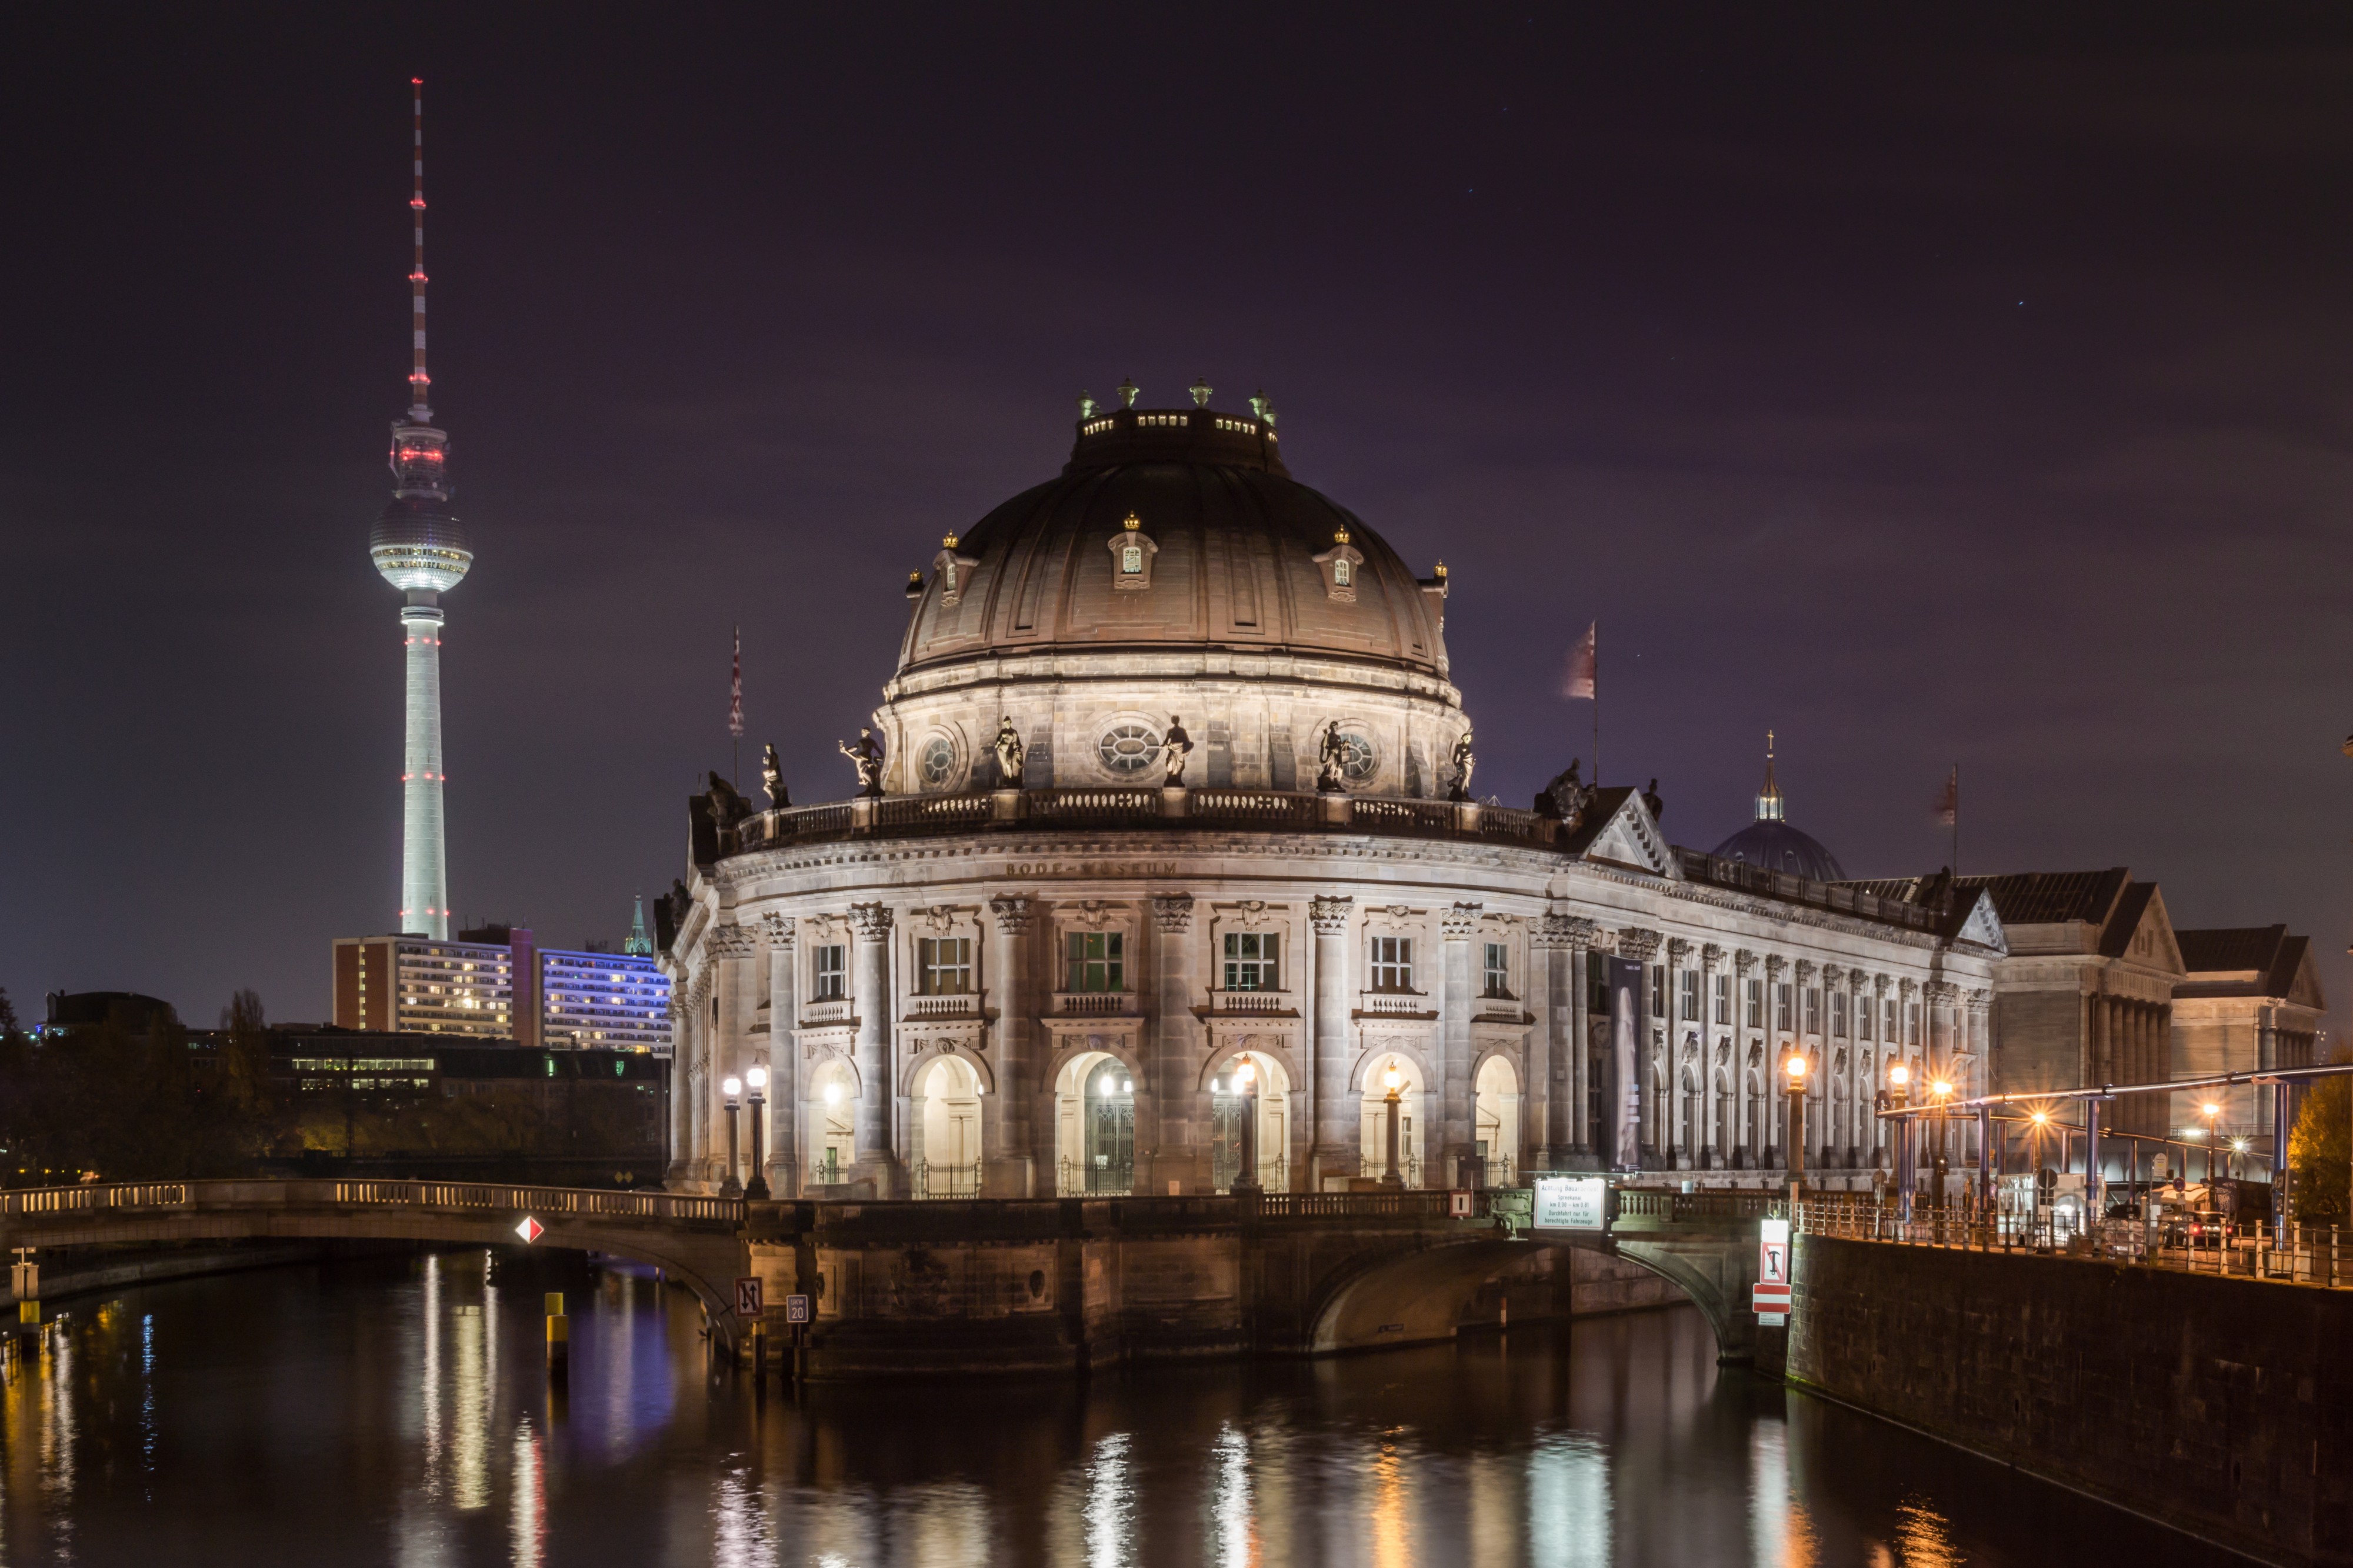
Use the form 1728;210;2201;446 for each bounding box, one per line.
331;919;671;1052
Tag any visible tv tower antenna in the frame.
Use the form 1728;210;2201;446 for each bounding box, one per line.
369;77;473;939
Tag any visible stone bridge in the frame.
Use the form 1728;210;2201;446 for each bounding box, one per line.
2;1181;1778;1376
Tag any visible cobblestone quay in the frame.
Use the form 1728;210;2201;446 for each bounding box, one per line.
1784;1235;2351;1567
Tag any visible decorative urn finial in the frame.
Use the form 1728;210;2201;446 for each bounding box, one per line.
1189;377;1213;407
1116;376;1139;409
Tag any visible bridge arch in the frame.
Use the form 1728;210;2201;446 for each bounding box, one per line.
1305;1231;1755;1363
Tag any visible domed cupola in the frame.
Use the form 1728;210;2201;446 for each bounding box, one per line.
1709;732;1847;882
872;382;1468;799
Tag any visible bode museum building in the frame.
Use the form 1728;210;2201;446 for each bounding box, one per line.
652;385;2063;1202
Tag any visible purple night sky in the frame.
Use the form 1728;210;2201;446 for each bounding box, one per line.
6;7;2349;1038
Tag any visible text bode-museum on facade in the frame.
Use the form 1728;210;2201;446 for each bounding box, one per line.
658;384;2008;1200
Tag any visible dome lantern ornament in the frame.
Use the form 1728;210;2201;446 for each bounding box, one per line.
1189;377;1214;408
1116;377;1139;409
1709;729;1846;882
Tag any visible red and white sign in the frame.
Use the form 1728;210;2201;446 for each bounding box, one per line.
735;1276;765;1319
1448;1190;1475;1219
1752;1283;1791;1312
1759;1237;1791;1287
514;1216;544;1244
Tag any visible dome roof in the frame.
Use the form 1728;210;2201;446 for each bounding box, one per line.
892;400;1451;692
1710;819;1848;882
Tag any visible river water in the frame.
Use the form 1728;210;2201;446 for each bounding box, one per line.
0;1251;2226;1566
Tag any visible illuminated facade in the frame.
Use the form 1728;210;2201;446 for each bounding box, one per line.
332;926;671;1050
368;79;471;940
660;390;2012;1201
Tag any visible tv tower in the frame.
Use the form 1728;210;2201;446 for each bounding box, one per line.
369;78;470;939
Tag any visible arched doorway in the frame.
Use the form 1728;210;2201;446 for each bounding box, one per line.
1473;1055;1521;1186
1209;1049;1291;1193
806;1059;856;1187
1357;1052;1427;1187
1052;1049;1137;1195
911;1054;982;1197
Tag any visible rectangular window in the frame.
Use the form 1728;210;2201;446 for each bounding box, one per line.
1884;998;1897;1041
1745;979;1763;1029
814;944;846;1000
917;936;971;995
1804;989;1819;1035
1713;973;1731;1026
1369;936;1415;992
1861;997;1874;1040
1223;931;1279;991
1908;1002;1920;1043
1483;942;1510;999
1831;990;1847;1037
1775;983;1792;1032
1065;931;1125;993
1678;970;1700;1022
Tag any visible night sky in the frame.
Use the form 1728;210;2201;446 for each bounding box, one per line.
8;7;2351;1039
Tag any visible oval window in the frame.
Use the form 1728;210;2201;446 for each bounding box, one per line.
917;735;957;789
1097;723;1161;776
1335;732;1377;785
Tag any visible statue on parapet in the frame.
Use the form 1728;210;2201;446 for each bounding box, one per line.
838;729;886;798
992;717;1025;788
1162;715;1195;786
761;743;789;809
1536;759;1591;828
1447;729;1477;802
1642;776;1664;824
705;770;752;827
1315;720;1351;793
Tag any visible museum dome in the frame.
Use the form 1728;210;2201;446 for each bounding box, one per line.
890;388;1453;694
1709;738;1847;882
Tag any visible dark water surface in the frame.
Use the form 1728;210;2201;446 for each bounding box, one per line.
0;1252;2229;1566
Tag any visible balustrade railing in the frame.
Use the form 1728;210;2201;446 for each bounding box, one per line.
0;1179;741;1227
912;1160;982;1200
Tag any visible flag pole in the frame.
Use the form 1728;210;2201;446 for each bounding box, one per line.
1593;625;1601;786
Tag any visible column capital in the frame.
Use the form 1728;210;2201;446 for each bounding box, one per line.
1700;942;1725;970
1616;926;1663;962
1764;954;1788;981
759;912;796;950
1309;895;1353;935
1733;946;1759;976
1794;959;1817;985
1874;971;1893;995
1534;913;1598;950
1666;936;1694;964
1151;893;1195;933
849;902;894;939
1441;901;1481;940
1820;962;1844;987
705;922;759;960
1898;976;1918;999
1924;979;1960;1003
987;893;1033;933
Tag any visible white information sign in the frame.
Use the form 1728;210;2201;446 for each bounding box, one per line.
1531;1176;1609;1232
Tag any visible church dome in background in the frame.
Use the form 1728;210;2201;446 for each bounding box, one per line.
1709;736;1847;882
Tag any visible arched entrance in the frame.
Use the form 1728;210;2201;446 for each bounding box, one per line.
1053;1049;1138;1195
807;1059;856;1187
1358;1051;1427;1187
1209;1049;1291;1193
1473;1055;1521;1186
911;1054;982;1197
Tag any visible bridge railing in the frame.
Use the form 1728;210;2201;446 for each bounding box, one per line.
1612;1188;1785;1223
1;1180;742;1228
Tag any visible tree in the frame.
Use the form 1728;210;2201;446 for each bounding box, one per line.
218;988;274;1118
2287;1077;2349;1226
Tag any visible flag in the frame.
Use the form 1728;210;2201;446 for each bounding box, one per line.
1562;622;1597;700
1933;765;1957;826
728;625;744;740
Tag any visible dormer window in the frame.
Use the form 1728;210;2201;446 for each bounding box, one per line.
1333;558;1352;588
1312;528;1366;603
1107;513;1158;590
932;533;979;606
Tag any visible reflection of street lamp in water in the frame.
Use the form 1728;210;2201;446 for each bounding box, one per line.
1381;1062;1404;1189
1233;1060;1262;1193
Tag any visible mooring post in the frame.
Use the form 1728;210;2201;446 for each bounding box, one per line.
545;1291;568;1375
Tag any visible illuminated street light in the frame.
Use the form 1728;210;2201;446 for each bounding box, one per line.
1381;1060;1405;1189
1785;1054;1808;1186
745;1065;771;1200
1234;1057;1262;1194
721;1076;744;1199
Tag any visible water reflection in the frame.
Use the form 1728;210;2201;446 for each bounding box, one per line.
0;1259;2240;1566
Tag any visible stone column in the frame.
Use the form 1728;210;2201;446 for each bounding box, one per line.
1794;960;1820;1167
1819;963;1844;1165
1151;894;1197;1194
985;894;1034;1196
1537;915;1594;1165
1568;928;1595;1159
2088;990;2108;1085
1619;928;1663;1170
1664;938;1692;1166
848;902;895;1191
1764;955;1789;1166
1309;895;1355;1188
764;915;796;1195
665;989;694;1189
1734;950;1760;1165
1440;903;1479;1186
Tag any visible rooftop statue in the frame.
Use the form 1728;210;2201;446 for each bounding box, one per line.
1316;720;1351;794
761;743;789;809
838;729;886;799
1642;776;1665;824
705;771;752;828
1537;759;1591;828
1447;729;1477;803
992;718;1025;788
1162;715;1195;786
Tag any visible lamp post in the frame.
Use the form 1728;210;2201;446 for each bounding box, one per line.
745;1064;770;1200
721;1076;744;1198
1784;1053;1808;1196
1889;1062;1912;1226
1381;1062;1404;1189
1232;1059;1262;1194
1929;1077;1953;1213
2200;1100;2221;1185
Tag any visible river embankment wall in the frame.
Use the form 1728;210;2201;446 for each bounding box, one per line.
6;1240;412;1308
1784;1235;2351;1567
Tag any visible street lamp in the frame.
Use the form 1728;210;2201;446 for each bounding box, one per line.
1381;1062;1405;1189
745;1064;770;1200
721;1075;744;1199
1784;1053;1808;1192
2201;1101;2222;1183
1888;1062;1912;1222
1232;1059;1262;1194
1929;1078;1953;1212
